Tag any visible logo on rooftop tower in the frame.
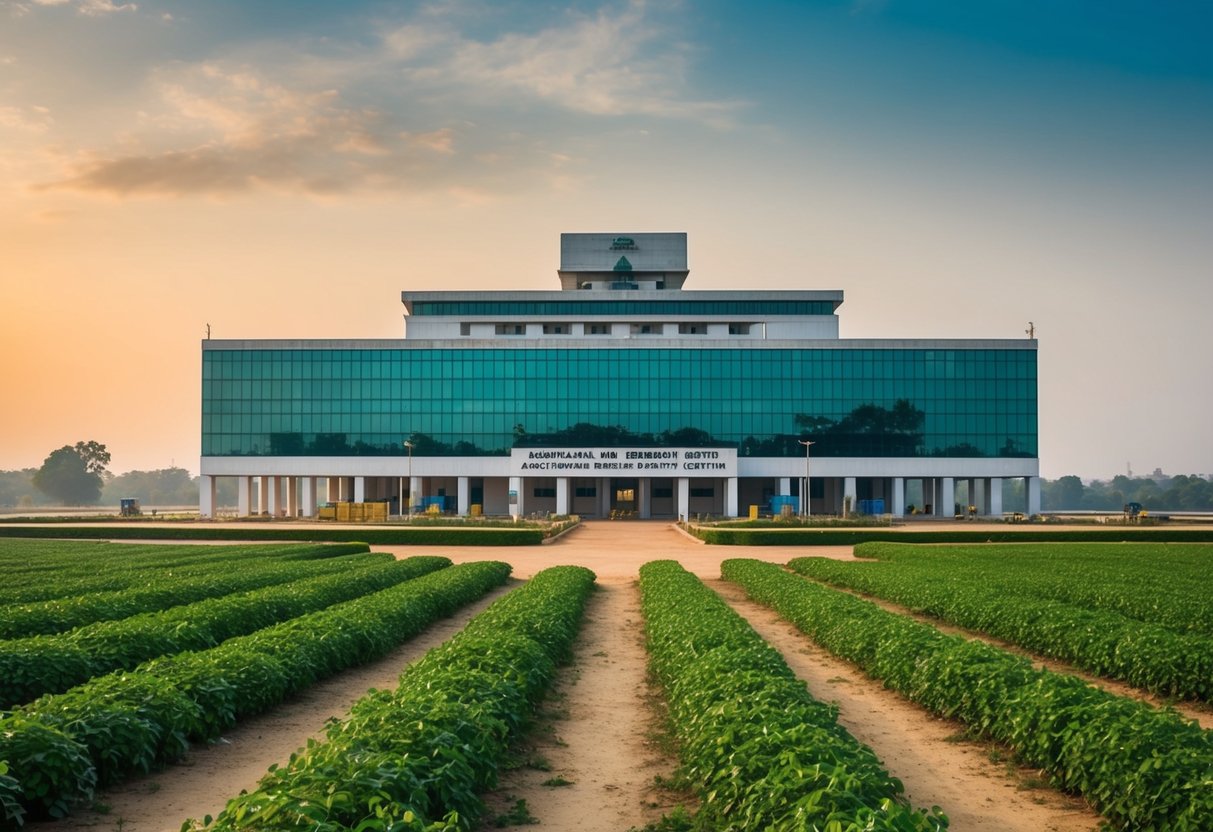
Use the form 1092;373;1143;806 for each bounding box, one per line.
610;236;637;250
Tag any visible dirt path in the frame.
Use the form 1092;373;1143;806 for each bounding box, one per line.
40;582;518;832
710;579;1103;832
474;578;677;832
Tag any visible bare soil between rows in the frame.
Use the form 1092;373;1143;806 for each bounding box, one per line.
41;521;1150;831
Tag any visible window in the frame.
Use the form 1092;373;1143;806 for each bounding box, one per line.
690;487;715;498
459;323;471;336
615;488;635;502
678;323;707;335
728;323;751;335
494;324;526;335
630;323;660;335
587;324;612;335
653;487;673;498
542;323;570;335
575;486;597;497
533;486;557;498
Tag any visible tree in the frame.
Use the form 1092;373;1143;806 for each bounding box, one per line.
32;441;110;505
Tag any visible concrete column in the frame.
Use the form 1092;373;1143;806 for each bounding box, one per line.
238;476;251;516
267;476;282;517
258;477;270;516
725;477;739;518
199;475;216;518
302;477;317;517
988;478;1003;517
843;476;857;516
410;476;422;514
892;477;905;516
940;477;955;517
287;477;299;517
1027;476;1042;516
638;478;650;519
677;477;690;521
458;476;470;515
779;476;791;495
508;476;521;518
353;476;365;503
600;477;611;518
556;477;569;516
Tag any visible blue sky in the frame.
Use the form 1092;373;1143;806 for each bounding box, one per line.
1;0;1210;479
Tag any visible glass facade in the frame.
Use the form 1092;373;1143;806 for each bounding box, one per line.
409;300;836;316
202;347;1037;459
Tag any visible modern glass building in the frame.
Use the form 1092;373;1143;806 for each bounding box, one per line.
199;232;1040;518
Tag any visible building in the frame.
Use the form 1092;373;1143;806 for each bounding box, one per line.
199;232;1040;519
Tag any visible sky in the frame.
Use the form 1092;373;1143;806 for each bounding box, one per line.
1;0;1210;481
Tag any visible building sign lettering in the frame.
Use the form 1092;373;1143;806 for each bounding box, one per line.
510;447;735;477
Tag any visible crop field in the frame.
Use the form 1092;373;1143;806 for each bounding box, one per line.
1;531;1210;831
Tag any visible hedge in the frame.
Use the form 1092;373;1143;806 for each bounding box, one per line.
692;527;1213;546
0;525;545;545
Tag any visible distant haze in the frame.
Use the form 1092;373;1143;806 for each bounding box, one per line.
1;1;1210;480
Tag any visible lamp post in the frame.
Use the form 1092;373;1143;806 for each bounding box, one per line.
798;439;815;520
403;439;415;520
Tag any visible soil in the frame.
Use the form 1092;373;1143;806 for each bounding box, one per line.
40;520;1139;832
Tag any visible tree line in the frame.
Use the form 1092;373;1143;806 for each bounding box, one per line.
2;440;1211;512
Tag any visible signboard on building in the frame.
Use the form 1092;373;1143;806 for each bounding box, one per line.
510;447;737;477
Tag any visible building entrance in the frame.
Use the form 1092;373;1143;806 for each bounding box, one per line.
610;478;638;517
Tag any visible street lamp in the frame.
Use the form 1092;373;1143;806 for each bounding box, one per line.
798;439;815;520
403;439;415;519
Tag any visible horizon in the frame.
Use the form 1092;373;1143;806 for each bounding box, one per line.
2;1;1210;481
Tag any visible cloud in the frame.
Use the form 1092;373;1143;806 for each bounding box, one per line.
42;65;466;196
392;1;738;123
0;104;52;132
27;0;136;13
35;1;736;197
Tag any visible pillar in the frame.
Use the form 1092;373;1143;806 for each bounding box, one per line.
725;477;739;518
458;476;470;515
989;478;1003;517
353;476;365;503
1027;476;1041;516
843;476;857;516
410;476;422;514
940;477;955;517
302;477;317;518
508;476;521;518
600;477;611;518
556;477;570;516
677;477;690;521
638;478;651;519
238;476;252;516
258;477;271;516
892;477;905;516
779;476;791;495
199;475;215;518
287;477;299;517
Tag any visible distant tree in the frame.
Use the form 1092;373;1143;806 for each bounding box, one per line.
102;467;197;506
1046;475;1085;510
32;441;111;505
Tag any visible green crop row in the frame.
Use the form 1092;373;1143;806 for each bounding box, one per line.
0;555;445;709
0;541;371;604
0;547;382;639
638;560;946;831
0;525;546;545
722;559;1213;831
0;560;511;826
789;554;1213;701
849;542;1213;636
193;564;595;832
692;527;1213;545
